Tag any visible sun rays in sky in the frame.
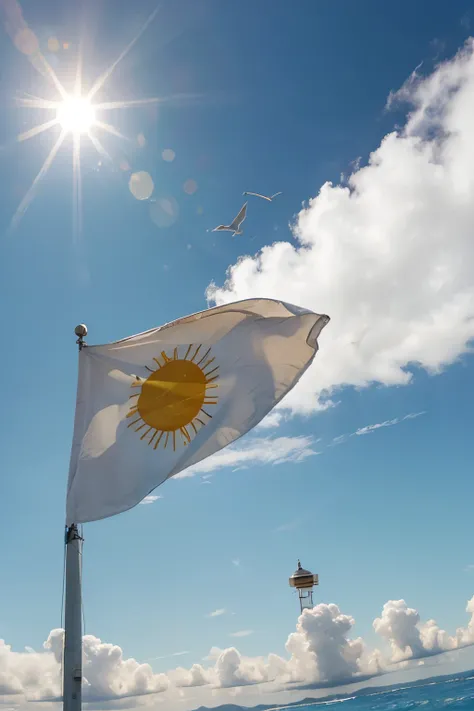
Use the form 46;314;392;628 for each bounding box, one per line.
4;1;161;234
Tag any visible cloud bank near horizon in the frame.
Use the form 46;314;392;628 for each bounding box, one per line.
1;594;474;708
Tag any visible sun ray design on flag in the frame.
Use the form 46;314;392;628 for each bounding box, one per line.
9;6;165;233
127;345;220;452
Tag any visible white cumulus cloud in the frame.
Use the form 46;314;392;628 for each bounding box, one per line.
373;596;474;663
81;633;169;701
207;40;474;415
454;596;474;648
174;435;319;478
284;603;382;685
139;495;162;505
2;629;169;704
169;663;209;688
255;412;285;429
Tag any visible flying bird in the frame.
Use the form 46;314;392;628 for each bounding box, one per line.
212;202;247;236
243;191;282;202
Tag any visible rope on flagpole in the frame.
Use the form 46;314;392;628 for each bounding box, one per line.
60;529;67;698
80;524;86;638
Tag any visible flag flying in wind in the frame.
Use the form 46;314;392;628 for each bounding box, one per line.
66;299;329;524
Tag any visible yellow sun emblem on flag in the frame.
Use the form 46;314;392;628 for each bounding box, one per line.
127;344;219;451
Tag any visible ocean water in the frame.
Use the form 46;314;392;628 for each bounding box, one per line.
289;673;474;711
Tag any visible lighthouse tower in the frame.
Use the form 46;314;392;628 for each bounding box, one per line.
289;560;318;613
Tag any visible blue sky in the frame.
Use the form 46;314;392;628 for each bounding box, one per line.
2;0;474;708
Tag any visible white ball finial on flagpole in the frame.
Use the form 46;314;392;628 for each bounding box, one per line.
74;324;88;337
75;324;88;351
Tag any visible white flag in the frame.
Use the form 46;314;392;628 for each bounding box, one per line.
66;299;329;524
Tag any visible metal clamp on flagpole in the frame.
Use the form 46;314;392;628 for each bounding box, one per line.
65;524;83;545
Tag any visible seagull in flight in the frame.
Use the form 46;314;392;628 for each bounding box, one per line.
212;202;248;236
243;191;282;202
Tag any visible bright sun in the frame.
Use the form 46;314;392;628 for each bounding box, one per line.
12;6;161;232
56;96;96;135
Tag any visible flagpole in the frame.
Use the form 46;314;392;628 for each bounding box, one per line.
63;524;83;711
63;325;87;711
